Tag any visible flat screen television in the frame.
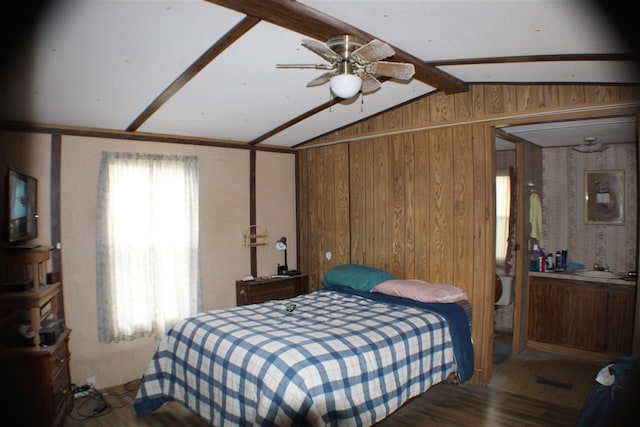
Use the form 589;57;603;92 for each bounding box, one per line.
6;168;38;245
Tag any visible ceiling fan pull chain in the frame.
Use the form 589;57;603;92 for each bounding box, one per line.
360;93;364;113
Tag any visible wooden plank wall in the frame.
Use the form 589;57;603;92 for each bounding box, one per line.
297;83;640;385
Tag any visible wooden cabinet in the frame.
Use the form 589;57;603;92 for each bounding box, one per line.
527;275;634;356
0;247;72;426
563;285;608;351
236;275;309;306
527;279;565;344
606;287;636;354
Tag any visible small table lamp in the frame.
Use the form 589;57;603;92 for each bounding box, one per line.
275;236;288;275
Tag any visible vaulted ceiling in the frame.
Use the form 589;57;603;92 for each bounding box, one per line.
1;0;637;149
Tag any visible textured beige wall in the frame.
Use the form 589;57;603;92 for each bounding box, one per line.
256;151;297;277
59;135;295;388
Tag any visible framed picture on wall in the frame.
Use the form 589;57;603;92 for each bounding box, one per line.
584;169;624;225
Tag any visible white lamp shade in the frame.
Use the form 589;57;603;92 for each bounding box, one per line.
330;74;362;98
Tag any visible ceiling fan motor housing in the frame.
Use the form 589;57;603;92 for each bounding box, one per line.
327;35;365;61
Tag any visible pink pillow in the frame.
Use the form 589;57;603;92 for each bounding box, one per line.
371;279;468;303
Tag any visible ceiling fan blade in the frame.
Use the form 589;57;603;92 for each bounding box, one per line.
360;74;381;94
302;39;342;63
351;39;395;64
366;62;415;80
276;63;335;70
306;71;336;87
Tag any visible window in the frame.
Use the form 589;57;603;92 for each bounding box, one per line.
495;173;511;264
96;152;201;343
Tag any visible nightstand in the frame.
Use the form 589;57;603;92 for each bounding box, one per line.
236;274;309;306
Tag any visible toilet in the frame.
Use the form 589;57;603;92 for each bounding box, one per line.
495;274;514;306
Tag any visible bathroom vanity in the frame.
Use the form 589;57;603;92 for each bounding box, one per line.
527;272;635;361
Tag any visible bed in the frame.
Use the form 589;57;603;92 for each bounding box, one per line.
134;266;474;426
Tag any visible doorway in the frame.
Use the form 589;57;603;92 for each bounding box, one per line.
491;112;639;369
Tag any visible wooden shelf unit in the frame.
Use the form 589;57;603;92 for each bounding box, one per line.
2;247;52;291
0;247;72;427
1;247;62;347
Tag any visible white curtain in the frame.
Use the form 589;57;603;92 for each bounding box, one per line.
495;174;511;263
96;152;201;342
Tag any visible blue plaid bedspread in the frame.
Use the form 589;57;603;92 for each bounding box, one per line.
134;287;473;426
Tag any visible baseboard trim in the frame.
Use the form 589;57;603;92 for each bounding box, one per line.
527;340;615;364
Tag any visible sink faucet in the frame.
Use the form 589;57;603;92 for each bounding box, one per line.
594;262;611;272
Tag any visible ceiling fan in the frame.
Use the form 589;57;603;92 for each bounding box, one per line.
573;136;609;153
277;35;415;99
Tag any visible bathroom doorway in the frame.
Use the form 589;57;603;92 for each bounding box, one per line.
491;112;639;367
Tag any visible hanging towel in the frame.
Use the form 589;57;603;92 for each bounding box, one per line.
529;192;544;248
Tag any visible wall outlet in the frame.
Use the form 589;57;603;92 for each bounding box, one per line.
86;375;96;388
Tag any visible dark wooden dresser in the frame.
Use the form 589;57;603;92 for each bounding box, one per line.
236;274;309;306
1;329;73;426
0;247;72;426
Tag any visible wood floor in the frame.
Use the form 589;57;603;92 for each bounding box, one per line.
63;350;596;427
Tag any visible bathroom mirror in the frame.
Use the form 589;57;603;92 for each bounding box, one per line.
584;169;624;225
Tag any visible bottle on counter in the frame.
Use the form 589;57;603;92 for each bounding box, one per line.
555;251;563;271
538;248;546;272
530;244;540;271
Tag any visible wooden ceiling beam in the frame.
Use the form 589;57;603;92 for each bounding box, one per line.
427;53;634;66
206;0;468;93
250;99;340;145
126;15;260;132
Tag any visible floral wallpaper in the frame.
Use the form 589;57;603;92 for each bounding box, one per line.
541;143;637;274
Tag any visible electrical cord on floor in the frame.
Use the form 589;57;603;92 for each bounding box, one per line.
67;385;111;421
101;377;143;409
67;377;143;421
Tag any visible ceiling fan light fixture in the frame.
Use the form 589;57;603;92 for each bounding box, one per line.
329;62;362;99
573;142;609;153
573;136;609;153
283;35;414;99
330;74;361;98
